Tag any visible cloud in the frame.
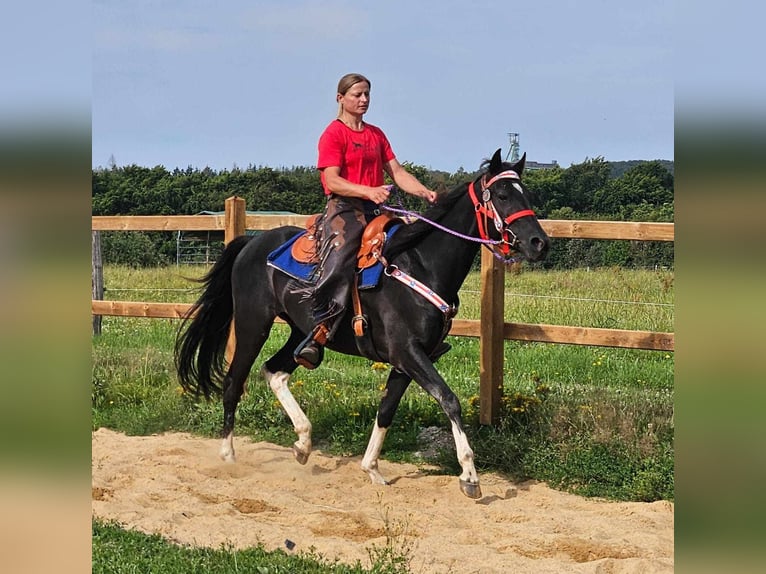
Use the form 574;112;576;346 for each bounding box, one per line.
145;26;220;53
94;1;368;57
95;21;222;55
240;0;369;44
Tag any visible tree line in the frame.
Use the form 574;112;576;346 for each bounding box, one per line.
92;157;674;269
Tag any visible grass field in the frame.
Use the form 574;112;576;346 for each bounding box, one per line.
92;264;673;572
93;520;411;574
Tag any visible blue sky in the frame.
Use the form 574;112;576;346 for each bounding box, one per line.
91;0;675;172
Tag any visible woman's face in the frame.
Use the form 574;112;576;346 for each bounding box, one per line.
338;81;370;115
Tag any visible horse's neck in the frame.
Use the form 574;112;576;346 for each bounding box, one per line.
415;195;482;297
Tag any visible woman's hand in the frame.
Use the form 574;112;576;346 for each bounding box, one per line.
420;189;438;204
384;159;437;204
367;185;391;205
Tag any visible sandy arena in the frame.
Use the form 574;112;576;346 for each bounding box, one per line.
92;428;673;573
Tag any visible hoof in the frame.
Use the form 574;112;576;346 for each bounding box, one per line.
362;467;390;486
459;479;482;499
293;444;310;465
370;477;390;486
219;449;236;463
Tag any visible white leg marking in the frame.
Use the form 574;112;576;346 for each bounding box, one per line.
361;419;389;485
450;421;479;485
261;366;312;461
220;431;236;463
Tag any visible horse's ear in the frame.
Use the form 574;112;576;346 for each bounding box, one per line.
489;149;503;174
512;152;526;175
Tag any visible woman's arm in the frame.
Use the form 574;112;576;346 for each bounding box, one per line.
322;166;392;204
384;159;437;203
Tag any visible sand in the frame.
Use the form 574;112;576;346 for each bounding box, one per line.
92;428;673;573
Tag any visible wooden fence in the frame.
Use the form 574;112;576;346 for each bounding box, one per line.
92;196;674;424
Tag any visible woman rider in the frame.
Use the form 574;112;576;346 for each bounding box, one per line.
294;73;437;369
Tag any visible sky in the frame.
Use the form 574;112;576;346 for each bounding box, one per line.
89;0;677;173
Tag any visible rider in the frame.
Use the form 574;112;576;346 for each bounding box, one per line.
294;73;437;369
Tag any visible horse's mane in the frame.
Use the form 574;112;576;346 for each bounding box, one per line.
383;180;472;260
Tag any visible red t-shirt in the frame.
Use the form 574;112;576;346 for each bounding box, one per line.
317;119;396;195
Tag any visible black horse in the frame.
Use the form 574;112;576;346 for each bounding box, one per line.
176;149;549;498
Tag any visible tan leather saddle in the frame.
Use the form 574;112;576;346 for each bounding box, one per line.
290;212;400;341
290;212;399;268
290;214;321;263
289;212;450;356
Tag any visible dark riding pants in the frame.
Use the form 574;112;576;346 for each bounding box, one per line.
312;195;378;338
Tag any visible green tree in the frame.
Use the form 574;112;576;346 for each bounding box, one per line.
523;167;565;216
559;157;611;213
593;161;673;215
91;158;673;269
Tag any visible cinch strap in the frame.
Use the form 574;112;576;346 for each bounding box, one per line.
387;266;452;314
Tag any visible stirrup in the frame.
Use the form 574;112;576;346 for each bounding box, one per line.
294;331;325;370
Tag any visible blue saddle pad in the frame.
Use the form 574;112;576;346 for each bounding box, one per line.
266;225;401;289
266;231;317;283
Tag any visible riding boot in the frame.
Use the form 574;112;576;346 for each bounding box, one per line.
294;323;331;370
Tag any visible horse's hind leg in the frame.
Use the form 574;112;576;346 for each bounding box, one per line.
220;317;273;462
220;341;260;462
361;369;412;485
262;327;312;465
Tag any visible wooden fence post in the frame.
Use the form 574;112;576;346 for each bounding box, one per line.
92;231;104;335
224;196;246;364
224;195;246;245
479;249;504;425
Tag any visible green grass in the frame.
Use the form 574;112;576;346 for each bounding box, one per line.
102;264;675;331
93;519;411;574
459;265;674;331
93;264;674;569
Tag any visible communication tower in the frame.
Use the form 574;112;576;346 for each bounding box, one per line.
506;132;520;163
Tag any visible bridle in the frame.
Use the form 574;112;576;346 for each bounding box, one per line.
467;170;536;259
380;171;537;261
366;173;538;321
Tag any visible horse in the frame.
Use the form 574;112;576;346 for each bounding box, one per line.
175;149;550;499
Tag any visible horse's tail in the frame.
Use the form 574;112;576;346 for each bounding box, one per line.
175;234;253;399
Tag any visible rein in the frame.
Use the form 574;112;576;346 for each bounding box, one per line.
356;174;535;342
380;173;536;263
380;204;503;246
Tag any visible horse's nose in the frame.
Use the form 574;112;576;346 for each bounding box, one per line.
530;236;549;258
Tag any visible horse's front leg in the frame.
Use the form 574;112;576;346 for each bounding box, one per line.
449;417;481;499
361;369;411;485
261;365;312;464
406;357;482;499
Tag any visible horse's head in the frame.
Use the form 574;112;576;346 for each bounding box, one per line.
470;149;550;263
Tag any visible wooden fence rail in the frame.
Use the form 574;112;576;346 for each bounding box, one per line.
92;215;675;241
92;196;674;424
